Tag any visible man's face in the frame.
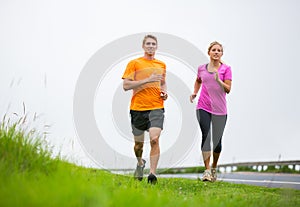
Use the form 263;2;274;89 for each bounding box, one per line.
143;38;157;56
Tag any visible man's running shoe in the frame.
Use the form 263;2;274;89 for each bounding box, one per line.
134;159;146;181
147;173;157;184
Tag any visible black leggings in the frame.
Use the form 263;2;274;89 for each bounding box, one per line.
196;109;227;153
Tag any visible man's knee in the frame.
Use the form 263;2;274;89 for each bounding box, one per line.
150;136;159;147
134;142;144;150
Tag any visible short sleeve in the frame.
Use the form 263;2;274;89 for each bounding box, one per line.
197;64;205;80
122;60;136;80
224;66;232;81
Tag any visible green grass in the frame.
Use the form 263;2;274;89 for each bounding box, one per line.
1;118;299;207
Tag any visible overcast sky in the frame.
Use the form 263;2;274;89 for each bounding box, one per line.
1;0;299;169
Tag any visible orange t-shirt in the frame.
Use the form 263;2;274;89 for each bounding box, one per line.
122;57;166;111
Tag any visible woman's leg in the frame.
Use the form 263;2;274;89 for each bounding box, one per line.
197;109;212;170
211;114;227;168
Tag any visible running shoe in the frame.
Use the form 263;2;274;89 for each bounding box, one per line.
202;169;212;182
134;159;146;181
211;168;217;182
147;173;157;184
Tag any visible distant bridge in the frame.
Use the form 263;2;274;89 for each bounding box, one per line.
218;160;300;172
110;160;300;174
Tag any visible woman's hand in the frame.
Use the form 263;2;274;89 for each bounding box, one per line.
214;71;220;82
190;93;197;103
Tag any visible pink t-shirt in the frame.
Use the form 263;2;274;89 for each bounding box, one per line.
196;64;232;115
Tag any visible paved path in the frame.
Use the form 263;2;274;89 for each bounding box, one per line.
159;172;300;190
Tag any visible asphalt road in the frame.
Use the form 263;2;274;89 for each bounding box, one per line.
159;172;300;190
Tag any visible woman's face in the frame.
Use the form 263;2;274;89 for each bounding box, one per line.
208;44;223;61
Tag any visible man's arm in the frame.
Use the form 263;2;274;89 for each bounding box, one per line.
160;79;168;100
160;79;167;93
123;73;163;91
123;78;148;91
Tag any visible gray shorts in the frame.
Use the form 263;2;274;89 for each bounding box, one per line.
130;108;165;136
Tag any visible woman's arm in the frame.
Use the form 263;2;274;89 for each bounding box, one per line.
215;72;232;93
190;78;202;103
218;79;232;94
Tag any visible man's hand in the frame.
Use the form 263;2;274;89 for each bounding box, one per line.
160;91;168;100
147;73;163;83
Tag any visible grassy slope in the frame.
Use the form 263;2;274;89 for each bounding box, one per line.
0;121;299;207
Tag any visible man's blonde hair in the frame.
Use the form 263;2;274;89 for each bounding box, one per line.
142;34;158;45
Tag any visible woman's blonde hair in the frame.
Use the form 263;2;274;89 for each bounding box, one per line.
208;41;223;53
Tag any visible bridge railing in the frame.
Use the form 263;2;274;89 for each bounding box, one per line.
218;160;300;172
110;160;300;174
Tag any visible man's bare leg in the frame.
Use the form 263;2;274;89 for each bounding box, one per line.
149;127;161;175
134;133;144;166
